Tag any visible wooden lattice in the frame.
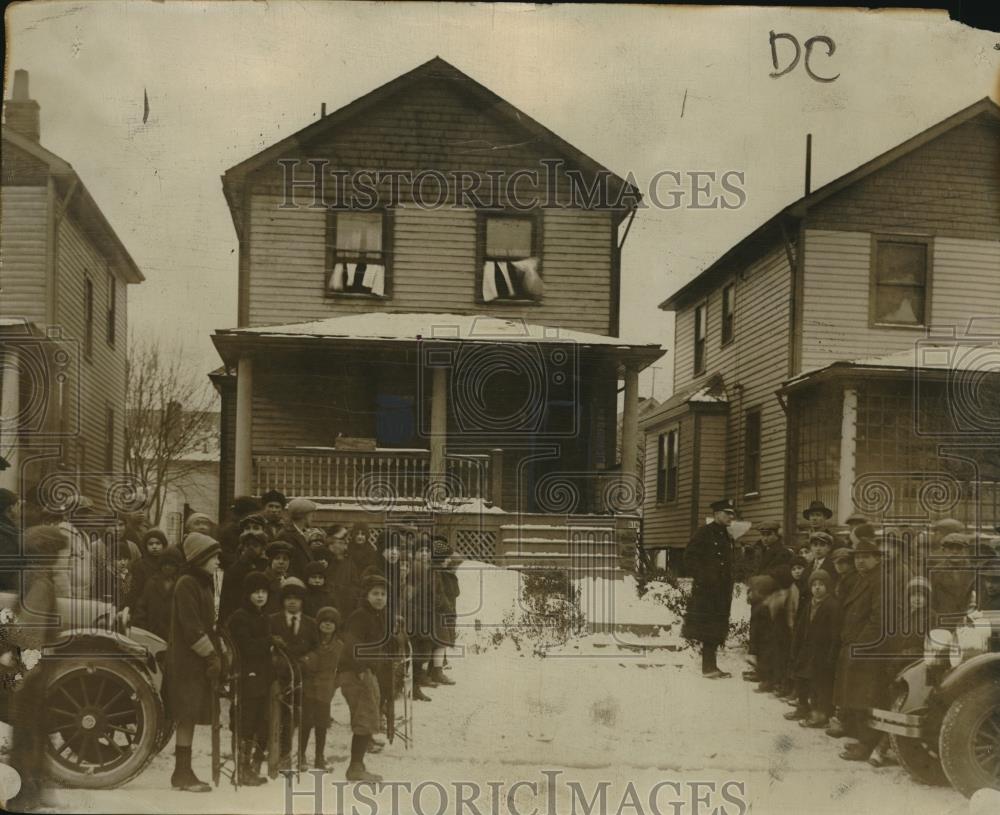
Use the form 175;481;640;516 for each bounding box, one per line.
453;530;497;564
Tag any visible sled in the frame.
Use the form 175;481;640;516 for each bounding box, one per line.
385;635;413;749
267;643;303;780
212;631;240;788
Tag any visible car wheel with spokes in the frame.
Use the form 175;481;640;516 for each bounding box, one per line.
939;680;1000;797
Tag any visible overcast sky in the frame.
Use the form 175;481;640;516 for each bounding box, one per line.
4;2;998;401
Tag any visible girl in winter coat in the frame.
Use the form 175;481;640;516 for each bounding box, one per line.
300;606;344;770
165;533;224;792
430;537;459;686
338;573;390;782
224;570;273;786
125;528;169;611
132;546;184;639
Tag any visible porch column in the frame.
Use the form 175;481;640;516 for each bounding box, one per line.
429;366;447;495
620;363;640;483
234;355;254;497
0;347;20;492
837;388;858;524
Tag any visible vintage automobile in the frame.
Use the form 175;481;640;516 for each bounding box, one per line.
0;592;172;789
870;609;1000;797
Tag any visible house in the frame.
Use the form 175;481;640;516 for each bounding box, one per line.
642;97;1000;559
1;70;144;508
210;57;664;574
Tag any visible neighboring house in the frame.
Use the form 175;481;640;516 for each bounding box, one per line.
642;97;1000;556
617;396;660;483
154;410;221;545
1;70;144;507
210;57;664;573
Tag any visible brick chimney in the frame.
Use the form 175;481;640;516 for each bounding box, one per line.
4;69;41;142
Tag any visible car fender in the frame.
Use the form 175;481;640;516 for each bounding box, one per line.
938;652;1000;706
45;629;162;687
888;659;937;714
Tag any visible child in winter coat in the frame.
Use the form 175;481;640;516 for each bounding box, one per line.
746;575;780;689
430;537;460;686
132;546;184;639
304;561;336;618
224;571;272;786
165;533;223;792
300;606;344;770
787;569;841;728
338;573;390;782
324;527;358;617
126;528;168;611
219;530;269;624
768;564;798;698
263;540;294;614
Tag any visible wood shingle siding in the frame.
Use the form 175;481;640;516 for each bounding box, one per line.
800;230;1000;372
0;186;49;324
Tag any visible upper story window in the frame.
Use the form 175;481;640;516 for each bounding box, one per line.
870;236;931;327
693;302;707;375
478;212;543;303
721;283;735;346
743;407;762;495
657;427;679;503
106;271;117;348
326;211;391;298
84;276;94;360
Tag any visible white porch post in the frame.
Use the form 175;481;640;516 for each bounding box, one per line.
234;355;254;496
0;346;20;492
621;363;640;483
429;366;447;494
837;388;858;524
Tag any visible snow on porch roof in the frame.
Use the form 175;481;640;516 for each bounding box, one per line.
782;343;1000;390
215;313;664;354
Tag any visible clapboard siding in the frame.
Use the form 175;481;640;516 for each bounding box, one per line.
808;115;1000;242
247;196;612;332
55;212;129;481
0;185;49;324
800;230;1000;371
641;413;694;546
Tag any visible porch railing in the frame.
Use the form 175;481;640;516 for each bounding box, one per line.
252;447;492;505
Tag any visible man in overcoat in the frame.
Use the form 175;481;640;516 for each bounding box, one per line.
280;498;318;579
682;498;737;678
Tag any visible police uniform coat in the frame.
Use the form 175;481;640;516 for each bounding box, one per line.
833;565;888;711
681;521;735;646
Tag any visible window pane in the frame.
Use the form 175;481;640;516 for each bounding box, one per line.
877;242;926;285
875;284;925;324
486;218;533;258
336;212;382;254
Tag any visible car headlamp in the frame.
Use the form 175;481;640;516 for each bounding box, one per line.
924;628;954;666
950;619;992;668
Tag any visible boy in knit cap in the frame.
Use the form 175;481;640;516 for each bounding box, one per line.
304;561;336;618
132;546;184;639
300;607;344;770
185;512;215;537
225;571;272;785
788;569;841;728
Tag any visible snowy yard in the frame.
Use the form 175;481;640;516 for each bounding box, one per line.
5;563;973;814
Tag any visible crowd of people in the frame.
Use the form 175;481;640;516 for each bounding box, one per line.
683;495;1000;769
0;486;463;802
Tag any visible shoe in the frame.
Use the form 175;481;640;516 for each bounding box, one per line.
314;757;332;771
868;750;898;768
825;720;849;738
346;762;383;783
784;706;809;721
429;667;455;686
171;772;213;793
753;682;775;693
839;742;874;762
413;684;432;702
799;712;829;728
701;669;732;679
742;671;760;682
417;673;438;689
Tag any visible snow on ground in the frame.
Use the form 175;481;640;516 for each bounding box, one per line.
3;563;971;814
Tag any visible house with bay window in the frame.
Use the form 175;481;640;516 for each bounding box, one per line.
642;96;1000;558
211;57;664;574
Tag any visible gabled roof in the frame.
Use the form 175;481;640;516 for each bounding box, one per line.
2;126;144;284
221;56;640;235
659;96;1000;312
641;373;728;428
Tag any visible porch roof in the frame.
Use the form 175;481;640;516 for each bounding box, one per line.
780;343;1000;393
212;312;665;368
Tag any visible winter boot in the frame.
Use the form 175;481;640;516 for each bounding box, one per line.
799;711;829;729
783;705;809;721
238;740;267;786
346;761;383;783
171;746;212;792
429;666;455;686
413;683;432;701
416;667;438;688
825;718;849;738
753;681;775;693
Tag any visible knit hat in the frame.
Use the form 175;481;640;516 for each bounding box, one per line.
266;540;293;559
831;547;855;562
280;576;307;598
160;546;184;570
305;561;327;578
259;490;286;508
316;606;341;626
239;529;268;550
362;572;388;592
182;532;221;567
142;528;169;550
231;495;262;517
184;512;214;533
306;527;326;543
0;488;18;515
809;569;833;588
239;513;267;531
287;498;318;517
243;570;270;595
